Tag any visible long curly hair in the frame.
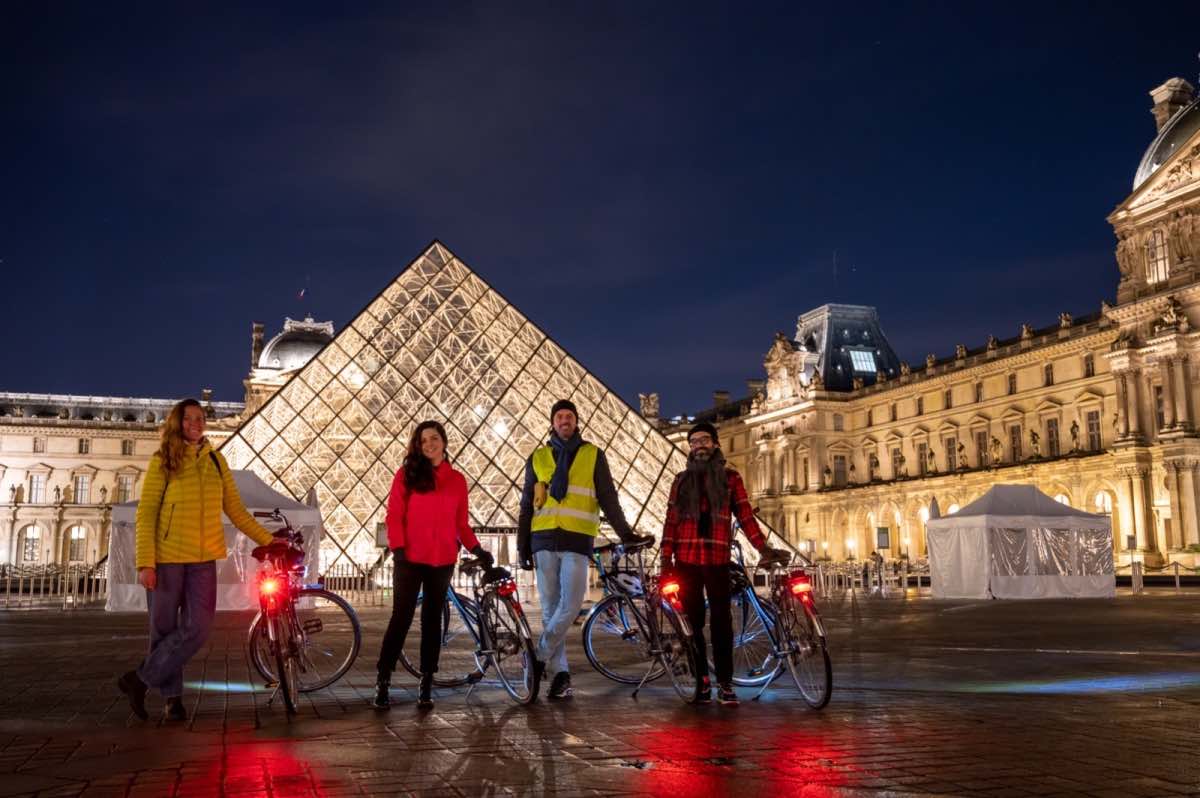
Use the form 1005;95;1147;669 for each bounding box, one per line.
157;398;204;475
403;420;449;493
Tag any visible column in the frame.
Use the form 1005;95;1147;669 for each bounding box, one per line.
1128;468;1156;551
766;449;777;493
1166;462;1184;549
1115;373;1130;438
1172;356;1191;430
1127;370;1142;439
782;446;795;491
1161;360;1177;429
1181;462;1200;547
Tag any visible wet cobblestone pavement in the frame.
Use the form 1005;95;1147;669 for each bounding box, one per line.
1;590;1198;797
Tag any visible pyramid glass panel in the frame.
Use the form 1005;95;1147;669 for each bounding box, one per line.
220;242;687;564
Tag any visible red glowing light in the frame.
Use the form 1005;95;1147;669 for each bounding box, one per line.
788;577;812;595
260;578;281;595
660;579;681;597
496;581;517;597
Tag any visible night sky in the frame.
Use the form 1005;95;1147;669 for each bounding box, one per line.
4;4;1199;418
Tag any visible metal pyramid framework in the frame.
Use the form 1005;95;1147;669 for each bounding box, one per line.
220;241;688;567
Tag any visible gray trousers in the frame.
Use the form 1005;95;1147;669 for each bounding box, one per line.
136;561;217;698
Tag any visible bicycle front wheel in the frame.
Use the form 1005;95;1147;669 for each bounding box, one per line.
781;596;832;709
248;588;362;692
482;593;539;704
583;594;661;685
398;592;484;687
655;600;702;703
725;591;782;687
273;615;298;715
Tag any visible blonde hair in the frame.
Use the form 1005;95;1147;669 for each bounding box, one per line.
157;398;204;475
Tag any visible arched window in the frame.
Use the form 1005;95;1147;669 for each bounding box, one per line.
68;526;87;562
1146;229;1169;284
1094;492;1113;513
1054;493;1070;505
947;503;960;515
20;525;41;562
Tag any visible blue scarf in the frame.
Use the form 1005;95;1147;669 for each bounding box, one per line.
548;432;583;502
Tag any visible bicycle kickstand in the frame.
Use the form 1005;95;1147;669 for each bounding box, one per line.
631;652;662;700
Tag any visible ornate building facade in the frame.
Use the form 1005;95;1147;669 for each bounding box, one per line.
0;318;332;566
664;76;1200;569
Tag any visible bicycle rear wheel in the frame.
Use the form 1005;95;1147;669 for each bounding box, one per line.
249;589;361;692
655;600;702;703
398;592;484;687
781;596;832;709
482;593;539;704
723;591;781;687
273;616;298;715
583;594;661;685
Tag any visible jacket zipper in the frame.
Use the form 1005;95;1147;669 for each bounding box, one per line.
163;505;176;540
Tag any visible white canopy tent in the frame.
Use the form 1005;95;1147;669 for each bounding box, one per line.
106;470;323;611
924;484;1114;600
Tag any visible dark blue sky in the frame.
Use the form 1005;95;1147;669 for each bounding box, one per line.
3;3;1198;417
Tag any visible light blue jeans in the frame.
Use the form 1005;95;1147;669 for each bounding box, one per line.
137;561;217;698
533;550;590;676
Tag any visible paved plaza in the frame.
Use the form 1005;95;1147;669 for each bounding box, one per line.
0;589;1198;797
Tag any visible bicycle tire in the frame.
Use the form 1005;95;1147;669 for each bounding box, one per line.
273;615;298;715
583;593;663;685
781;597;832;709
656;600;702;703
398;591;484;687
481;593;539;704
721;590;782;688
248;588;362;692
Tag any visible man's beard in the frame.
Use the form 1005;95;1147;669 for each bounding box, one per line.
678;448;727;518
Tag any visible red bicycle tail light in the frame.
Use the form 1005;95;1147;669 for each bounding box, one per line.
788;574;813;595
260;577;281;596
496;581;517;598
660;579;681;597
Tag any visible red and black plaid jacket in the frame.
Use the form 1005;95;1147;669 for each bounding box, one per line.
660;467;766;566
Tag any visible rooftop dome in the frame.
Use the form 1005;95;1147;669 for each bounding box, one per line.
1133;90;1200;191
258;316;334;371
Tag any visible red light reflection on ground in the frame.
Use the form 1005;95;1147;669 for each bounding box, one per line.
629;721;854;797
190;742;339;797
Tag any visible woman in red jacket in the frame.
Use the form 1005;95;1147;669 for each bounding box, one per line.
374;420;493;709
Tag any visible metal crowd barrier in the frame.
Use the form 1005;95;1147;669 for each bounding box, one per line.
1;563;109;610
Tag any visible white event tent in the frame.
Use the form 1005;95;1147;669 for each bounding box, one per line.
924;484;1114;600
106;470;323;611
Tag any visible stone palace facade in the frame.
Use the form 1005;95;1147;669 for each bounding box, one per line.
660;76;1200;569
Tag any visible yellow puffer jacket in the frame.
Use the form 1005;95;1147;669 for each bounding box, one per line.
134;440;274;569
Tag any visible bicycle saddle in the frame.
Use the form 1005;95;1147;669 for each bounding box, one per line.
252;542;303;564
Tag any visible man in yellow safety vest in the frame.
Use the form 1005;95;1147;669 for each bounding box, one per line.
517;398;651;699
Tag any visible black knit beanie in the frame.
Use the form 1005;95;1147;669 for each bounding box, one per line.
687;421;719;445
550;399;578;422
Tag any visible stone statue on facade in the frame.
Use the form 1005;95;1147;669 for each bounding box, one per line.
1169;208;1197;264
1114;230;1137;278
956;440;966;469
1070;419;1080;452
868;452;879;481
986;335;998;351
897;454;907;478
1110;328;1136;351
925;353;936;370
100;485;108;504
8;485;15;504
54;485;62;504
1030;429;1041;459
1156;296;1187;333
63;484;73;504
810;369;823;389
876;369;887;383
637;392;660;420
955;343;967;359
852;376;864;390
899;361;911;376
989;436;1003;466
927;448;937;474
1059;312;1072;329
764;332;800;403
1020;323;1034;340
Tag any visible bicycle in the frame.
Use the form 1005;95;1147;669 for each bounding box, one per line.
397;556;540;704
247;510;362;715
745;547;833;708
580;537;703;703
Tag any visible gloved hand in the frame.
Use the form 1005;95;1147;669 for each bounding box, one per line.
518;550;534;571
533;481;548;510
758;546;790;567
392;547;406;563
470;545;495;570
619;530;655;546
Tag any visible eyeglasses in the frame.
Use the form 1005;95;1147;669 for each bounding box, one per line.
688;435;714;447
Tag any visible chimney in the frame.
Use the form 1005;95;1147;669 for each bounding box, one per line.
250;322;265;369
746;378;765;396
1150;77;1195;132
713;390;731;406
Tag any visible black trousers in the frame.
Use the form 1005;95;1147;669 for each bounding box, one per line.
676;562;733;684
376;560;455;678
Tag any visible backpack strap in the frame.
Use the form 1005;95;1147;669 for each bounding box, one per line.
209;451;223;479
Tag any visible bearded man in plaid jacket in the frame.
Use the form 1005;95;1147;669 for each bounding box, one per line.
660;421;787;705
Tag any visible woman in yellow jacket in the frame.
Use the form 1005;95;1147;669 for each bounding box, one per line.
117;398;274;721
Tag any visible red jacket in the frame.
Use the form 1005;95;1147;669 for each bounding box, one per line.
386;460;480;566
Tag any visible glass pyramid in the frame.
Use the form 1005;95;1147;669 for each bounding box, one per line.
220;241;688;568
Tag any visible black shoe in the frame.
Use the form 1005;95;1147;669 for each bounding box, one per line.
117;670;148;720
372;679;390;709
717;683;739;706
418;674;434;709
163;696;187;722
696;676;712;704
548;671;573;700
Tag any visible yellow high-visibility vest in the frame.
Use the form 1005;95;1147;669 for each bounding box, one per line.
530;443;600;536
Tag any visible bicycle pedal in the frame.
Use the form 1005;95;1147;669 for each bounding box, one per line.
465;670;484;684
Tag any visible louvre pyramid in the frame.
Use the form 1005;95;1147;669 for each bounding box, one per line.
220;241;688;567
